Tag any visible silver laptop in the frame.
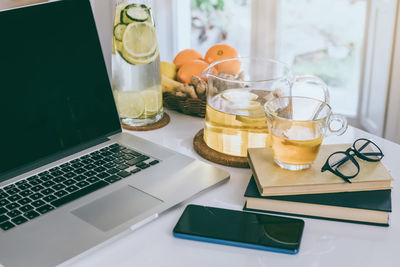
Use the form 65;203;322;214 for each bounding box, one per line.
0;1;229;266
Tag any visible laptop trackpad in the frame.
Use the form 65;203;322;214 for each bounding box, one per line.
71;186;163;232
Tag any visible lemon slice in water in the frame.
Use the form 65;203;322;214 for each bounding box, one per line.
141;87;162;115
116;91;145;118
122;22;157;60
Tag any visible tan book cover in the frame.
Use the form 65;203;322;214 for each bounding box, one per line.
247;144;393;196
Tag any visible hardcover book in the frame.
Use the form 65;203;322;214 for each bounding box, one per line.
247;144;393;196
244;176;392;226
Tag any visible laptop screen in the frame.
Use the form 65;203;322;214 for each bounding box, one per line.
0;0;121;181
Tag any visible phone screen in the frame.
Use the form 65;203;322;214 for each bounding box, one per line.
173;205;304;254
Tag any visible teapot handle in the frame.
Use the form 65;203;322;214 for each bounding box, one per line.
294;75;330;104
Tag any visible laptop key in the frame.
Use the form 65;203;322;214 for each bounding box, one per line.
31;200;46;208
73;175;86;181
17;183;31;190
51;181;108;208
29;193;44;201
104;175;121;184
0;215;10;223
8;194;22;202
149;160;159;165
11;216;28;225
20;190;33;197
24;210;40;220
41;188;55;195
126;155;148;166
36;204;55;215
43;180;55;187
6;203;20;210
130;168;141;174
29;179;41;186
63;179;76;186
0;191;9;199
65;185;79;193
74;168;86;174
84;164;96;170
51;170;64;177
117;171;131;178
76;181;90;188
71;162;84;169
0;221;15;231
137;163;150;169
6;187;20;195
83;170;97;177
18;198;31;205
49;166;60;172
117;164;129;170
87;177;100;183
31;185;45;192
0;207;7;214
54;190;68;198
19;205;34;213
53;177;66;183
40;174;54;181
0;199;10;206
63;172;76;179
104;162;116;168
7;210;21;218
43;195;57;203
97;172;109;179
93;166;106;173
106;168;119;174
94;159;107;166
38;171;50;176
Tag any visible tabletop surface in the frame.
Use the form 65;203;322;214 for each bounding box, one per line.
61;109;400;267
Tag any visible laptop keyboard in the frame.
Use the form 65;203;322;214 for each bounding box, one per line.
0;143;160;231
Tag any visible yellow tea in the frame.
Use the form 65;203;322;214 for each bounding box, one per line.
204;89;271;157
271;124;323;165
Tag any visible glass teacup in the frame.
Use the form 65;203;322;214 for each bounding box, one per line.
264;96;347;170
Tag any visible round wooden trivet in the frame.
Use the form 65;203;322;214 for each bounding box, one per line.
122;112;170;131
193;129;250;168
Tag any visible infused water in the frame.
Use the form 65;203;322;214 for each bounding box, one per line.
112;1;163;126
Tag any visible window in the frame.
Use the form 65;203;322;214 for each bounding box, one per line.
154;0;398;136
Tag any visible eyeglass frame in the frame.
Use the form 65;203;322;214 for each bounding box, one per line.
321;138;384;183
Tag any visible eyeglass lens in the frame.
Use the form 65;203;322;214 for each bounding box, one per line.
327;152;359;178
353;139;384;161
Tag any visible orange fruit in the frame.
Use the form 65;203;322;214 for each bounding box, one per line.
177;60;210;84
173;49;203;68
204;44;241;75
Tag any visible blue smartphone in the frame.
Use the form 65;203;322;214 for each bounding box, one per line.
173;204;304;254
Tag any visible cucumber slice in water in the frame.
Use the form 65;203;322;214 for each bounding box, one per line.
126;4;149;22
120;4;149;24
114;23;127;41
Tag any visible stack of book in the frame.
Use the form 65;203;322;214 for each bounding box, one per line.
245;144;394;226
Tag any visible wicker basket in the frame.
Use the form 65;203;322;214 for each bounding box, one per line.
163;92;206;118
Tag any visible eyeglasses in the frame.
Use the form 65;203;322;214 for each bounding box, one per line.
321;138;384;183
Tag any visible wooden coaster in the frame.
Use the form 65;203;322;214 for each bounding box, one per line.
122;112;170;131
193;129;250;168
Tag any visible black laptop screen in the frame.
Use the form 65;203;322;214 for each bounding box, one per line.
0;0;121;179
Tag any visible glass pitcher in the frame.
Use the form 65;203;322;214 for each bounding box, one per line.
201;57;330;157
112;0;163;127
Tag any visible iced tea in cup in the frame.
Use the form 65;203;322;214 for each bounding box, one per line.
264;96;347;170
202;57;330;157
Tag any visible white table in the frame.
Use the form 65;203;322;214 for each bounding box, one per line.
63;109;400;267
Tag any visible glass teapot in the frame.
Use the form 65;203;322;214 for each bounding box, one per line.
201;57;330;157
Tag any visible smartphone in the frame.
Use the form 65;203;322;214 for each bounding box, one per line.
173;204;304;254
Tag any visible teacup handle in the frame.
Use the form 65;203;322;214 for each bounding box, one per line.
294;75;330;104
327;114;348;136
